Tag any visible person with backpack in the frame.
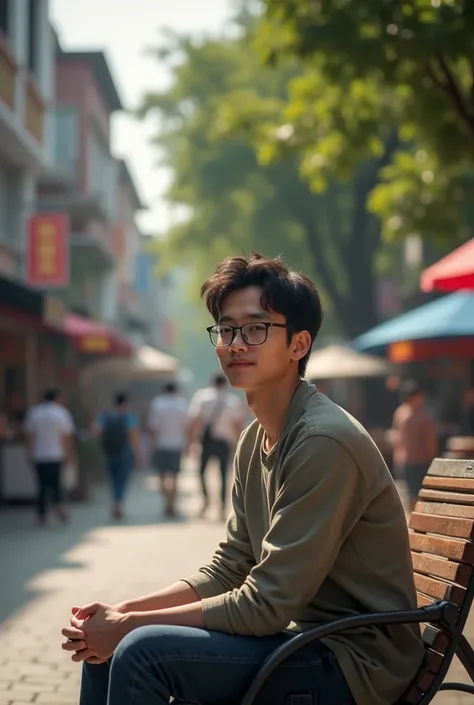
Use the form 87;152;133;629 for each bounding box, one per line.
92;392;140;520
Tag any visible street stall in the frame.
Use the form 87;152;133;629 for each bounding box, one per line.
79;344;179;426
306;345;394;464
0;276;69;504
353;291;474;455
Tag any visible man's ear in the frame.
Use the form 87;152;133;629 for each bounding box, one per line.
291;331;312;362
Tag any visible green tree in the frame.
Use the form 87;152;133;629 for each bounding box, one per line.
257;0;474;243
260;0;474;161
139;27;402;338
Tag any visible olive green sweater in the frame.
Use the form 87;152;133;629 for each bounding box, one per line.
183;381;424;705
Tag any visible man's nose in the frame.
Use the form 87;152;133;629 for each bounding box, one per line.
229;330;248;351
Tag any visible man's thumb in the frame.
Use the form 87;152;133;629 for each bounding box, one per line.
74;602;100;620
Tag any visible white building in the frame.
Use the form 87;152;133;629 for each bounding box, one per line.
0;0;54;278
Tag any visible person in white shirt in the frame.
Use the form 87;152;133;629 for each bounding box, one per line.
148;382;189;518
188;373;245;519
24;388;75;525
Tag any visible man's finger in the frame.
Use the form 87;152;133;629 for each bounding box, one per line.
62;626;85;640
70;614;85;628
62;639;87;652
86;656;108;665
75;602;100;620
71;606;80;615
71;648;95;663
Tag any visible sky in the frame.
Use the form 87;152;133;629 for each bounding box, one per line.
49;0;233;234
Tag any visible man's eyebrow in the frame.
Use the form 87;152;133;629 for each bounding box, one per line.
218;312;268;323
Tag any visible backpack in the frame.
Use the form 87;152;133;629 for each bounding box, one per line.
101;413;128;454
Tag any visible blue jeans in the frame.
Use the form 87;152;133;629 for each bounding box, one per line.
106;449;132;502
79;625;354;705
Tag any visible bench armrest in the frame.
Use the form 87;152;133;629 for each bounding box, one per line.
241;600;459;705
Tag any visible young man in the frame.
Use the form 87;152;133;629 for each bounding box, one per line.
392;379;438;514
188;373;245;519
63;253;423;705
148;382;189;517
93;392;140;520
24;388;75;525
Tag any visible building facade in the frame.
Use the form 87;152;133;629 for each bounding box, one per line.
36;44;123;320
0;0;54;278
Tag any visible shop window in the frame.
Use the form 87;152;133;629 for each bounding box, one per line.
0;0;9;37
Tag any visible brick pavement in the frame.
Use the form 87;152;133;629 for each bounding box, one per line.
0;465;473;705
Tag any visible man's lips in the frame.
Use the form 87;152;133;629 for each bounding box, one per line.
228;360;255;367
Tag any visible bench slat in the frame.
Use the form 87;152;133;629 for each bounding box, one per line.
422;476;474;493
417;592;435;609
421;624;449;653
405;685;425;704
410;512;474;540
410;531;474;563
411;552;472;585
418;487;474;507
419;488;474;505
424;649;444;674
427;459;474;478
415;500;474;519
414;573;466;605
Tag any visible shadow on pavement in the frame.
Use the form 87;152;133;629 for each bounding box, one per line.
0;468;222;625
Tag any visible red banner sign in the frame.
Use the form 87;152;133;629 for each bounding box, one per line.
26;213;69;288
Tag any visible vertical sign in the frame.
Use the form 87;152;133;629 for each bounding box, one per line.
26;213;69;288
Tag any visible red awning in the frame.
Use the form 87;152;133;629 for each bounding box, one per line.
421;238;474;293
64;313;133;356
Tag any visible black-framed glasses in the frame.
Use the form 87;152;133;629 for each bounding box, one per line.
206;322;288;347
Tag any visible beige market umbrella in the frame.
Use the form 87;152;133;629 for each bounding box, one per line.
306;344;392;381
81;345;179;385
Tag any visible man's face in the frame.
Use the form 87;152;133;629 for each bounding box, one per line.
213;286;310;391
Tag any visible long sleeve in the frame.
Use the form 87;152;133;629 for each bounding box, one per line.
199;435;370;636
182;456;256;598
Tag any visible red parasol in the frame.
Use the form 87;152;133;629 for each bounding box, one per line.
420;238;474;292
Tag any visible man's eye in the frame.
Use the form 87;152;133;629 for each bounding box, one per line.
218;326;232;334
248;324;266;332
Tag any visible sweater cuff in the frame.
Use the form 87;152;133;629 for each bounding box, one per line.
201;593;232;632
181;572;223;599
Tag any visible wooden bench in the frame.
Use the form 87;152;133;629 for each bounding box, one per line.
241;458;474;705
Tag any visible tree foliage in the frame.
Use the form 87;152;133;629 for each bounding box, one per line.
139;26;404;338
257;0;474;242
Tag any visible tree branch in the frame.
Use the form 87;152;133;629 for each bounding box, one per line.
348;129;399;256
263;165;349;319
436;56;474;139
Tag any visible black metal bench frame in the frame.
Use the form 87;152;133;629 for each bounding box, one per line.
241;593;474;705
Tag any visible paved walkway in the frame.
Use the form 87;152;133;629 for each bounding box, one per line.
0;465;472;705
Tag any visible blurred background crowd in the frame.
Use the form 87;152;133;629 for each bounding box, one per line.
1;0;474;518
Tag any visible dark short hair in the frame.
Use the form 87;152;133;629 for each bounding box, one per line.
201;252;323;376
164;382;178;393
44;388;60;402
212;373;227;388
400;379;423;402
114;391;128;406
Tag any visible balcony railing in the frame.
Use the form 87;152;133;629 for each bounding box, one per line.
0;34;16;110
25;76;45;143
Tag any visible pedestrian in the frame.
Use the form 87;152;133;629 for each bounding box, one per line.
148;382;188;518
188;373;244;519
63;252;423;705
392;379;438;514
24;388;75;526
93;392;140;521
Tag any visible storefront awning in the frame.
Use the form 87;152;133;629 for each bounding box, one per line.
421;238;474;293
0;274;67;330
352;291;474;355
64;313;133;356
